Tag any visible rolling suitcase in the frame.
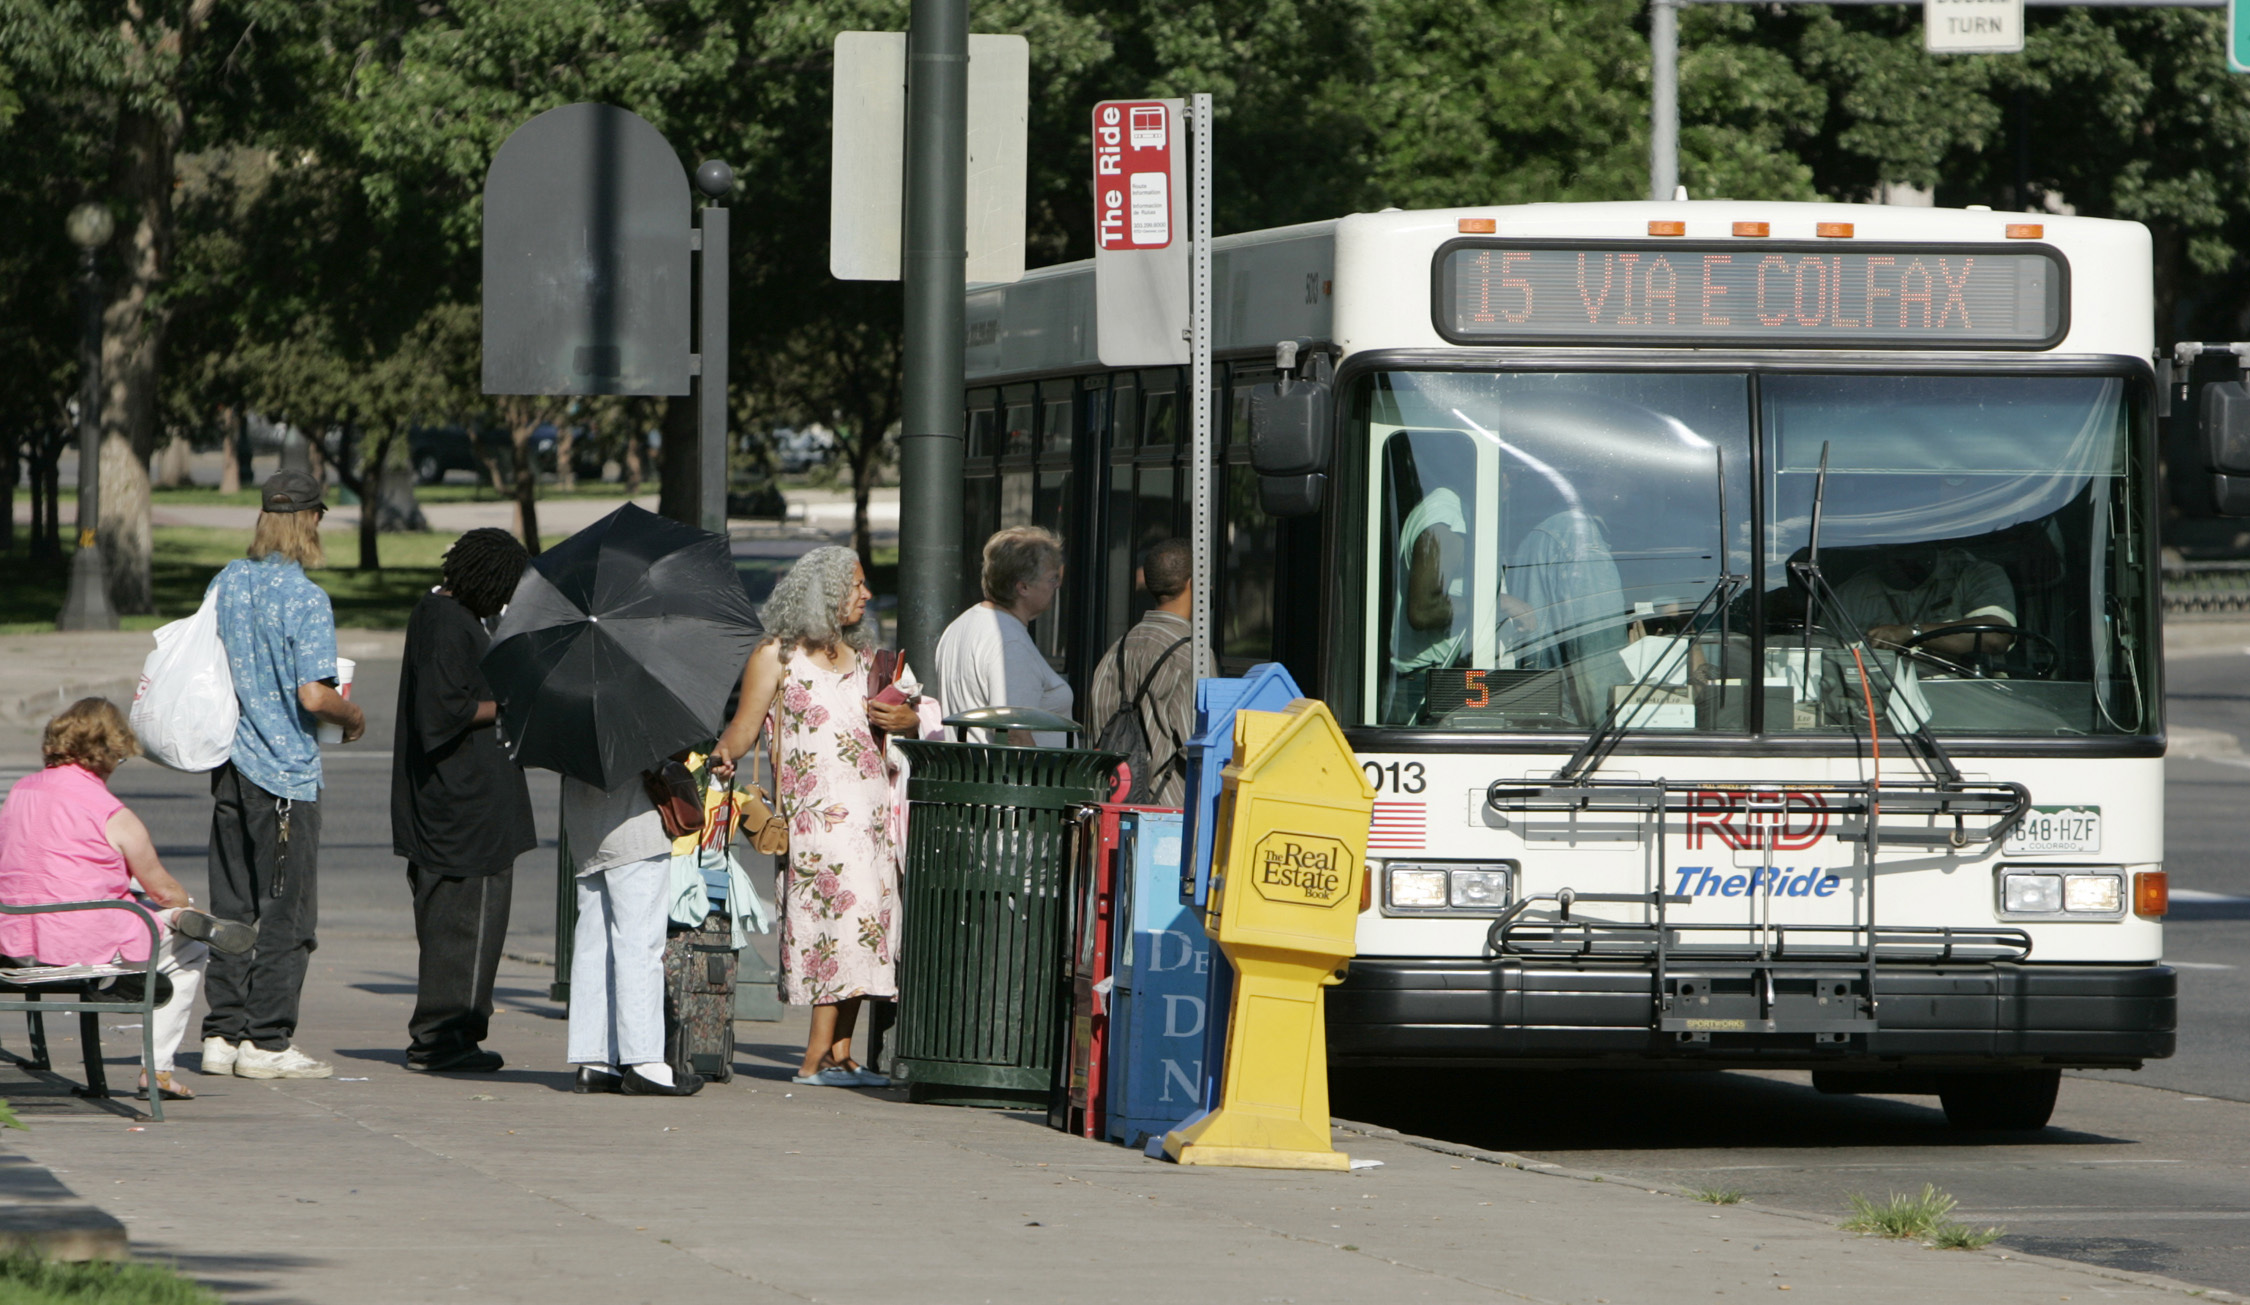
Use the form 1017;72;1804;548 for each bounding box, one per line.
664;909;738;1082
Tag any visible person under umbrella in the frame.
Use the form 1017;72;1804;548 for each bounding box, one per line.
482;504;762;1097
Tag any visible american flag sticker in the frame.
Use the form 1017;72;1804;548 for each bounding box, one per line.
1369;801;1427;851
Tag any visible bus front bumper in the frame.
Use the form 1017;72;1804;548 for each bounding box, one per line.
1326;958;2176;1069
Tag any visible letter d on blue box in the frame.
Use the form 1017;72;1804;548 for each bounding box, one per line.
1106;811;1211;1147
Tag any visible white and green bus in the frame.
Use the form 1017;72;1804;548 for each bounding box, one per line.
963;200;2180;1130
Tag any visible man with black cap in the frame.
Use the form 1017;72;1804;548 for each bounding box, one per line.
199;470;365;1081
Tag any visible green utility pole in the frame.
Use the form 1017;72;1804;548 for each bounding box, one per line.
897;0;970;672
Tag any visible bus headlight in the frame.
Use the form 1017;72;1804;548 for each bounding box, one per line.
1998;867;2125;918
1451;869;1511;909
2063;874;2122;913
1384;863;1515;914
1388;868;1449;909
2002;872;2063;914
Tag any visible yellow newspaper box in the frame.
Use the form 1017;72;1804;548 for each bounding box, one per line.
1164;699;1373;1171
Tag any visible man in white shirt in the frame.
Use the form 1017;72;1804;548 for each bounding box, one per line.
933;526;1073;746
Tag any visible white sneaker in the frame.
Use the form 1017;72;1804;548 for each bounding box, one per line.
199;1036;240;1077
232;1044;333;1079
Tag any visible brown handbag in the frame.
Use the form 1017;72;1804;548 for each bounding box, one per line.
641;755;704;840
737;735;790;857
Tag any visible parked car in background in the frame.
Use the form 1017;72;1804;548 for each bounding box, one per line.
773;425;837;474
529;423;609;481
409;426;483;484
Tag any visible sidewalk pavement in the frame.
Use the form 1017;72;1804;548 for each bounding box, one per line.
0;632;404;737
0;928;2221;1305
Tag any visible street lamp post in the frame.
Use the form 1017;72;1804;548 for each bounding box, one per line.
57;202;118;631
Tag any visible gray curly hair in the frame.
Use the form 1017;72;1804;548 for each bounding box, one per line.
759;545;875;654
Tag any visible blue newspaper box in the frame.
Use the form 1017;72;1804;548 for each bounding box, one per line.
1178;664;1305;1115
1103;811;1211;1147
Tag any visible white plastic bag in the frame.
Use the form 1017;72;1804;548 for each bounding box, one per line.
129;587;237;772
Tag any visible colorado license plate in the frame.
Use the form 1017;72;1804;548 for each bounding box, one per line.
2005;805;2102;855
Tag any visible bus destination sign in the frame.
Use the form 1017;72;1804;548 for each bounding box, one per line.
1437;241;2065;348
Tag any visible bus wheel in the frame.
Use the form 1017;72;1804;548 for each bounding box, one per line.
1938;1069;2060;1131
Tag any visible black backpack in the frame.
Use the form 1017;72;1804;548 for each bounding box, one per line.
1094;634;1191;804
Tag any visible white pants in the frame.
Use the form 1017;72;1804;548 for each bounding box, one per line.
147;916;209;1074
566;855;669;1068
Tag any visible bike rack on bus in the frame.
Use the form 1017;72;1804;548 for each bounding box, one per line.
1479;778;2033;1043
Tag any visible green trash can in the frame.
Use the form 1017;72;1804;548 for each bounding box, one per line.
894;709;1121;1108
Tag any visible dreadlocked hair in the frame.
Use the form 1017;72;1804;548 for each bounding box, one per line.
443;527;530;619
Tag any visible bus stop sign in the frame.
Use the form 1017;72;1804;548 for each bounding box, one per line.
482;102;692;396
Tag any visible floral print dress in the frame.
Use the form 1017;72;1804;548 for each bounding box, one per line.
771;648;898;1005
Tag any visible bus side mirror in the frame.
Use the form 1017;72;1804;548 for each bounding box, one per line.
1250;352;1332;517
2201;382;2250;516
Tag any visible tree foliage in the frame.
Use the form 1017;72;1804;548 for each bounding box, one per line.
10;0;2250;599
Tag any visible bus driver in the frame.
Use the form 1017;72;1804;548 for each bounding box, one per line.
1832;541;2018;667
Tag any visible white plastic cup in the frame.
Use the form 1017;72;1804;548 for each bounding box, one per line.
317;657;356;744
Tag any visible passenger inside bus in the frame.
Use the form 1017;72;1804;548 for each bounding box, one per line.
1494;454;1627;723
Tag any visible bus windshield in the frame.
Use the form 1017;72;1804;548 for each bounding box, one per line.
1358;369;2154;738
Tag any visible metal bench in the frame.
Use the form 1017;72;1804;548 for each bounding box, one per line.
0;900;166;1122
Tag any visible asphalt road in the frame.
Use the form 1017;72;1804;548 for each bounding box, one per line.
6;644;2244;1294
1337;646;2250;1296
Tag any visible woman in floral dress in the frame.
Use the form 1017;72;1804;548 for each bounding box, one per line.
713;546;922;1087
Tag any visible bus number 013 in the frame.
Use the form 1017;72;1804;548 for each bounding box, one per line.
1363;760;1427;794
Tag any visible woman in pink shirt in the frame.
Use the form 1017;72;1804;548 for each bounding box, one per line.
0;699;253;1100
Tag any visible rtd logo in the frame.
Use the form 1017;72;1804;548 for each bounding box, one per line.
1684;789;1831;852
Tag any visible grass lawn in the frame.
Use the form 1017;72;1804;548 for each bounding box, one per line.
35;481;648;510
0;1253;219;1305
0;528;566;633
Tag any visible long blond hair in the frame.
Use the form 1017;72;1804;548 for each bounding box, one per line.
248;509;324;568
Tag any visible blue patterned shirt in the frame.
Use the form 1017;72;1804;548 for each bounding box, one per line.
211;557;337;801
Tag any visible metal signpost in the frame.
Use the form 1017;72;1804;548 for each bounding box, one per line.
840;19;1027;669
1647;0;2230;203
1089;95;1211;671
895;0;971;674
481;102;733;534
480;105;738;1000
1188;94;1214;682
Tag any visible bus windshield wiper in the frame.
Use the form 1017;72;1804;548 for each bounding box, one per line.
1789;441;1963;787
1556;448;1743;783
1552;572;1743;783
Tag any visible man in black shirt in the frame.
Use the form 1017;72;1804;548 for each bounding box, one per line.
391;529;536;1072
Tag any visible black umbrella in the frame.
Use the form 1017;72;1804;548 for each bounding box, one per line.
482;503;762;790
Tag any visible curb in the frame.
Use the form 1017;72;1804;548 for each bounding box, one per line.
3;678;140;726
0;1155;127;1262
1332;1117;2247;1302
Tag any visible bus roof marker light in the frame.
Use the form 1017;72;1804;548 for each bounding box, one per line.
1457;218;1496;234
1816;222;1854;239
1648;220;1686;237
1732;222;1769;238
2007;223;2044;240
